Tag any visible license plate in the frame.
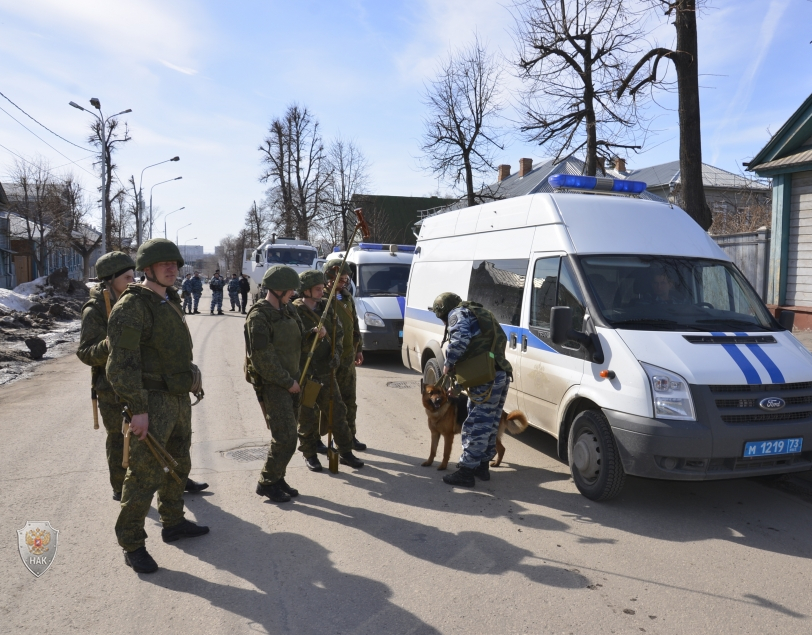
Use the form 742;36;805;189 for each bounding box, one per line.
743;437;803;458
398;330;403;337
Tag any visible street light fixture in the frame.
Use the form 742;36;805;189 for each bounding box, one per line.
164;206;185;239
69;98;132;254
149;176;182;240
176;222;192;246
136;156;180;246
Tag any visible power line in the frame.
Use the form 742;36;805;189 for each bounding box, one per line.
0;141;95;178
0;104;96;178
0;89;90;151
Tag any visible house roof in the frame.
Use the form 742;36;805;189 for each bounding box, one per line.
748;92;812;175
625;161;769;190
0;182;8;207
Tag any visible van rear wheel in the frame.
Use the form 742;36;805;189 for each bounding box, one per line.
568;409;626;501
422;358;442;389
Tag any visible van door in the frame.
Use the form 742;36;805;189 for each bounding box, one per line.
519;254;586;434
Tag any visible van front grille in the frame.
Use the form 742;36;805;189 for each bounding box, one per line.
710;382;812;393
721;411;811;424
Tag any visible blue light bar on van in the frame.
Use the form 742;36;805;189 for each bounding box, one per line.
548;174;647;194
358;243;416;252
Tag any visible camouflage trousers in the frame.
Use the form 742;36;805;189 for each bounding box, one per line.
210;291;223;312
258;384;300;486
192;292;202;311
228;291;240;310
97;390;126;495
458;371;509;469
298;373;353;457
116;391;192;552
182;294;192;312
335;361;358;437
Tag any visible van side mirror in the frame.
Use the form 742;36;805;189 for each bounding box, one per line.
550;306;572;345
778;310;795;331
549;306;605;364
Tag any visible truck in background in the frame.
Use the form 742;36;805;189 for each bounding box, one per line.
242;236;320;303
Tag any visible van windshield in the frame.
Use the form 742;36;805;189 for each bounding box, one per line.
357;264;410;297
578;255;778;332
266;248;316;266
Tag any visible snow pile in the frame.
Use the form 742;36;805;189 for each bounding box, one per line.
13;276;47;296
0;288;34;313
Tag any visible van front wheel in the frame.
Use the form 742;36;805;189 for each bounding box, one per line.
422;358;442;388
568;410;626;501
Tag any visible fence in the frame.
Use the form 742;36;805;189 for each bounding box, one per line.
712;229;770;301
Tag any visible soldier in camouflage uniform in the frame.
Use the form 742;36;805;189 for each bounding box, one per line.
107;239;209;574
323;259;367;452
430;292;512;488
294;270;364;472
76;251;136;501
244;265;306;503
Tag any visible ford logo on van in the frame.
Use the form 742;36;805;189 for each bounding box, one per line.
759;397;786;411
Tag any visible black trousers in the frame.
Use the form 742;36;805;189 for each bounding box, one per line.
240;291;248;312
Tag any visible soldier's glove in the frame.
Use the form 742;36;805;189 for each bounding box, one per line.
329;353;341;369
190;363;205;406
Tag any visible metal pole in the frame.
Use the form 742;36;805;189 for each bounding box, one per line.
99;113;107;254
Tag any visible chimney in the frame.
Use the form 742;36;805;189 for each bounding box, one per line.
519;158;533;177
613;157;627;173
497;164;511;181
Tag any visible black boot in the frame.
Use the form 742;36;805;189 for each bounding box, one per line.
443;466;476;487
339;452;364;469
112;490;122;501
305;455;323;472
218;310;224;315
352;436;367;451
278;478;299;497
161;519;210;543
185;478;209;492
124;546;158;573
474;461;490;481
314;440;328;455
256;481;291;503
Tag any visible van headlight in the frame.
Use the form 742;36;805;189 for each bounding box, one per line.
641;362;695;420
364;312;385;328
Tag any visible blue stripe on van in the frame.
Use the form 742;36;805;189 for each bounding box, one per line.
397;296;405;318
405;306;559;354
734;331;785;384
712;332;761;384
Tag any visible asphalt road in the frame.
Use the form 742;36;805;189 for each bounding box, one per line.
1;291;811;634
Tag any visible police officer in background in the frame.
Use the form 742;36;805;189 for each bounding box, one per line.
181;273;194;314
106;239;209;573
189;270;203;314
227;273;241;311
244;265;305;503
430;293;512;487
239;274;251;314
293;270;364;472
323;260;367;452
77;251;136;501
209;269;225;315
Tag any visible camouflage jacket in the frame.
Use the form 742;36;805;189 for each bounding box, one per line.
333;290;361;362
76;283;116;394
293;298;343;377
106;284;194;415
244;299;303;390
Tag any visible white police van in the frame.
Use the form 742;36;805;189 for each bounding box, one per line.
403;174;812;500
330;243;414;353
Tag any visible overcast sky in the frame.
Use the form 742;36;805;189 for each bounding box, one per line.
0;0;810;252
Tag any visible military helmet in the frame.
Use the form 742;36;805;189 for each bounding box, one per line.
323;259;351;279
430;292;462;320
262;265;300;291
96;251;136;280
299;269;325;291
135;238;184;271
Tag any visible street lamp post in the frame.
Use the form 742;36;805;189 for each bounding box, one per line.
176;222;192;247
136;156;179;247
185;238;197;277
69;98;132;254
149;177;182;240
164;207;185;239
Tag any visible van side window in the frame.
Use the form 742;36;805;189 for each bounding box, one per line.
529;257;560;329
468;259;528;326
558;259;586;333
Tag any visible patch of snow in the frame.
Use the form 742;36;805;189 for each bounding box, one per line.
0;289;33;312
13;276;47;296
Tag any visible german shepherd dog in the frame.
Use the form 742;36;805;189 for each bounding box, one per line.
421;384;530;470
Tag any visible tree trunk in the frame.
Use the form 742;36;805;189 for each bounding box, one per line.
464;154;475;207
674;0;711;229
583;39;597;177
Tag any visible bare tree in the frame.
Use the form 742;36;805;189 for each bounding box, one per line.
108;187;135;253
617;0;710;229
218;234;247;275
56;176;101;281
327;137;371;248
7;157;54;276
512;0;644;175
244;200;272;247
258;104;332;240
87;117;131;251
420;35;504;207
